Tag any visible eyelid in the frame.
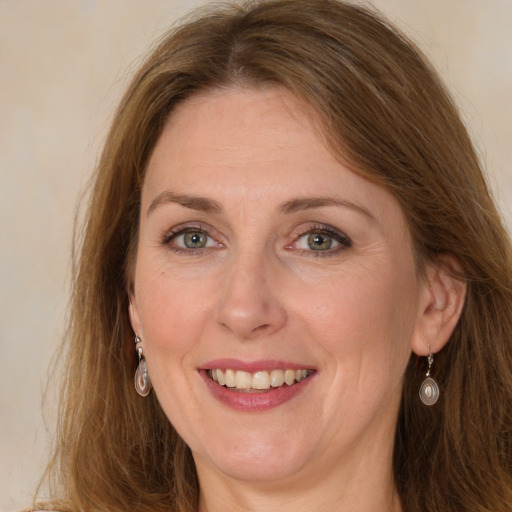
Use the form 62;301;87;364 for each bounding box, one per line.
161;222;223;250
159;221;350;256
162;222;208;242
287;223;352;255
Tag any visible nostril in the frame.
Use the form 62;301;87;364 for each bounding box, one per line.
253;323;271;333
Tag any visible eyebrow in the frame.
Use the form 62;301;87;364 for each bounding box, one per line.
147;191;223;216
147;191;375;221
280;197;376;221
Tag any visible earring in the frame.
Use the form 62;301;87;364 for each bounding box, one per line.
134;335;152;397
419;351;439;406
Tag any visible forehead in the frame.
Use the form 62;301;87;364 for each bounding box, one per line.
143;86;407;235
145;87;346;197
147;86;326;177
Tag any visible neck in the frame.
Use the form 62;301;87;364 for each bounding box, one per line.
195;435;402;512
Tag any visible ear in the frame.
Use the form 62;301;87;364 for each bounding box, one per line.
411;255;466;356
128;293;142;337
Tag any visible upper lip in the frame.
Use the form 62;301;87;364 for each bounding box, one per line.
199;358;315;373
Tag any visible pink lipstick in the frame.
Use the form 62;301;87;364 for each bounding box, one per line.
199;359;316;412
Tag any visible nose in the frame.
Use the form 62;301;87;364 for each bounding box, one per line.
214;249;288;340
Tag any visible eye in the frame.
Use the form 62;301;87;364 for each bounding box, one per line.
289;224;351;256
299;233;339;251
162;225;220;252
180;231;210;249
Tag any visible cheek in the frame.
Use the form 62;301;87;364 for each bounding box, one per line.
134;269;213;424
296;258;419;366
135;267;216;358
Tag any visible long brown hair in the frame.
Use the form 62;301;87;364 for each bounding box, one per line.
37;1;512;511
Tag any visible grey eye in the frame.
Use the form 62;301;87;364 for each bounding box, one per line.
183;231;208;249
306;233;334;251
296;232;341;252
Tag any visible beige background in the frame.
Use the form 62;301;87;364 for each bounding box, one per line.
1;1;511;511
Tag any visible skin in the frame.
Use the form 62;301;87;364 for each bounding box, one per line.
129;87;465;512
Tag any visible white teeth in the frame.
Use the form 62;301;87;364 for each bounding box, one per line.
225;369;236;388
252;371;270;390
296;369;308;382
216;369;226;386
235;370;252;389
209;368;311;391
284;369;295;386
270;369;285;387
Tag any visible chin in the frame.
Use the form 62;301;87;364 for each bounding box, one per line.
194;430;312;484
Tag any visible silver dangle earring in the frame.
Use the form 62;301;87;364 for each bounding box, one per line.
419;351;440;406
134;335;152;397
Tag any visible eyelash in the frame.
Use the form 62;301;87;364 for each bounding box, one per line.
161;223;220;254
290;224;352;258
160;222;352;256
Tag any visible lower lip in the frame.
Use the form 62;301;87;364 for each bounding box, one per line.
199;370;315;412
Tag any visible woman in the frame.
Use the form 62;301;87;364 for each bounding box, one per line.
36;0;512;511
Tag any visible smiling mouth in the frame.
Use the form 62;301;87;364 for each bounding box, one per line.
208;368;314;392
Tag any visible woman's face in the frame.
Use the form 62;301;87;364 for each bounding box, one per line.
130;87;427;486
